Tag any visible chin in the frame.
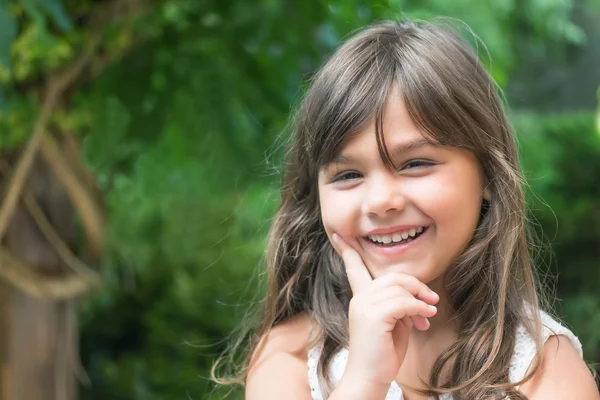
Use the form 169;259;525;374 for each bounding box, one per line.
373;263;442;284
368;263;421;277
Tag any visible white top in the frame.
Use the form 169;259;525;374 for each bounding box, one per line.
307;310;583;400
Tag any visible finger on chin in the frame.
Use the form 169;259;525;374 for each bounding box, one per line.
332;233;373;293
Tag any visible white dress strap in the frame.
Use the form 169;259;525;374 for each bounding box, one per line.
509;309;583;384
307;346;324;400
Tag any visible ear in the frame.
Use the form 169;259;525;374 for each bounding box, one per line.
483;187;491;201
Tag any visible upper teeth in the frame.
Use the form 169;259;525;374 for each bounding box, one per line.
368;227;424;244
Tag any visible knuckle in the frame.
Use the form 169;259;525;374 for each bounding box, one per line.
394;296;408;308
399;274;418;288
406;275;420;286
390;286;407;297
390;273;410;287
376;273;403;289
404;298;420;310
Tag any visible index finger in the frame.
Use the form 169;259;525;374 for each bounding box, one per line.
332;233;372;294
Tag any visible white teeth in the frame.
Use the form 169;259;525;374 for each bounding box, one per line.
368;227;426;244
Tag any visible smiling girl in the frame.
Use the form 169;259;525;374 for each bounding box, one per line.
212;19;599;399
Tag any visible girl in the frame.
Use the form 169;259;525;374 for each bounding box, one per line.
213;19;600;399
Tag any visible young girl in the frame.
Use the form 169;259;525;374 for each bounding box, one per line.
213;19;599;399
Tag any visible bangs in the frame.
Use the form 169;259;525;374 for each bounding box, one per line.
306;29;397;171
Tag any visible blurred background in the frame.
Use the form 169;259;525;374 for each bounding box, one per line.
0;0;598;399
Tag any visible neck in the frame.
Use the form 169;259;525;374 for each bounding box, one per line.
396;275;459;391
411;274;458;344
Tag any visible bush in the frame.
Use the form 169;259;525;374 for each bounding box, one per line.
515;111;600;363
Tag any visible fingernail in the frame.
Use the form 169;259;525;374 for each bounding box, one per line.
429;305;437;312
332;233;339;244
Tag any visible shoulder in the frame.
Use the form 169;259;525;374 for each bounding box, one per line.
520;335;599;399
245;312;317;400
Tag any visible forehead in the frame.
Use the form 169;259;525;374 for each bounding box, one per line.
344;92;429;148
319;90;439;167
323;131;439;171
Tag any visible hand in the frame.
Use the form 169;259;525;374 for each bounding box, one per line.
332;233;440;387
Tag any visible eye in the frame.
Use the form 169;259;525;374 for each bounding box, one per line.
402;160;434;170
331;171;362;182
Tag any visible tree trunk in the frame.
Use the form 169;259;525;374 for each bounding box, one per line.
2;284;77;400
0;153;92;400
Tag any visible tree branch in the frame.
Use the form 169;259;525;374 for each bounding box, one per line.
0;247;95;299
0;98;52;240
22;189;101;283
0;35;99;241
39;134;105;256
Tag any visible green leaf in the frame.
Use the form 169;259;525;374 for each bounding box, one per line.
0;5;17;70
83;96;132;171
35;0;72;31
597;87;600;136
22;0;72;32
0;86;6;113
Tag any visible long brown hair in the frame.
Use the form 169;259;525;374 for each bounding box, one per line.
213;19;553;399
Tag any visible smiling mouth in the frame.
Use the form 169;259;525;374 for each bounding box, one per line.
366;226;428;246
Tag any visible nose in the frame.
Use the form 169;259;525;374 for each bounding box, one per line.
361;173;406;217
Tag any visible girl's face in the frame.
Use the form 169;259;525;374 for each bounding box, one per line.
318;88;489;286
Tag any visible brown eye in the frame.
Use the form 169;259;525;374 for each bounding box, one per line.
403;160;434;170
332;171;362;182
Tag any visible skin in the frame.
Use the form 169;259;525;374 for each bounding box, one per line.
318;86;489;342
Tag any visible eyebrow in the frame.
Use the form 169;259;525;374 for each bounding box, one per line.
326;138;439;167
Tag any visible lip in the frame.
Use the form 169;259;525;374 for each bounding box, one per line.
361;226;429;257
364;224;428;237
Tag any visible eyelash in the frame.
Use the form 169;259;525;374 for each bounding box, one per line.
332;160;434;182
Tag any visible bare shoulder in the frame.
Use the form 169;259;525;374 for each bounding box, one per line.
520;335;600;399
245;312;317;400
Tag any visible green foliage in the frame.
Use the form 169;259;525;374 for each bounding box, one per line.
0;87;6;112
515;111;600;360
11;21;74;80
0;0;75;82
0;4;17;72
517;112;600;271
0;91;37;148
0;0;598;398
83;96;132;172
562;293;600;359
24;0;73;32
597;87;600;135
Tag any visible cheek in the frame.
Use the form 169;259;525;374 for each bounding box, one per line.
421;167;483;232
319;190;359;238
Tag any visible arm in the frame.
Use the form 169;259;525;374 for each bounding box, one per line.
520;335;600;400
245;350;313;399
245;314;314;400
245;312;392;400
